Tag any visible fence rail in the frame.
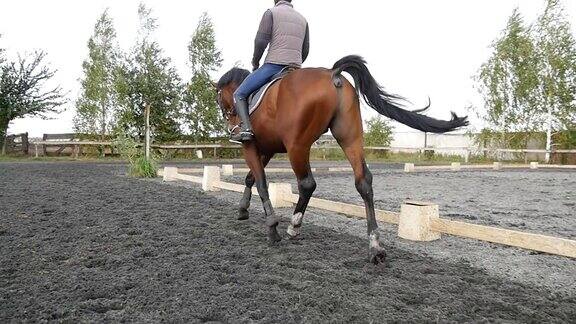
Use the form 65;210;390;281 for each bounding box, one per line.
29;135;576;162
404;162;576;172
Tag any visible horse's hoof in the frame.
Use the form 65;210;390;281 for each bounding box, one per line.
369;246;387;265
287;213;303;238
286;224;300;238
238;209;249;220
268;227;282;243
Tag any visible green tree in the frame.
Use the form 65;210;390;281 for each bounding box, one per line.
476;8;540;141
364;116;394;146
476;1;576;160
0;35;5;66
73;10;119;139
183;13;224;141
115;4;183;142
533;0;576;161
0;51;66;151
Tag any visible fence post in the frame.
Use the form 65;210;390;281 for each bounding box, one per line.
72;145;80;158
493;162;502;170
202;166;221;191
42;134;48;156
404;163;415;173
22;133;29;155
163;167;178;182
222;164;234;176
398;201;441;241
269;183;293;208
450;162;461;171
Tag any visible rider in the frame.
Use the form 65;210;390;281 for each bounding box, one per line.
230;0;309;143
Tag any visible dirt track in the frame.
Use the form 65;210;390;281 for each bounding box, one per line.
1;162;575;322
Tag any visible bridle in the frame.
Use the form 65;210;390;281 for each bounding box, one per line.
217;89;236;121
217;89;239;135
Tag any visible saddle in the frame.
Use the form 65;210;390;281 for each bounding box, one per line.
248;67;295;115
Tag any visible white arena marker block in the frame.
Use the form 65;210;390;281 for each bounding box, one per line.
398;201;441;242
451;162;461;171
493;162;502;170
269;183;293;208
163;167;178;182
196;150;203;159
530;162;539;169
222;164;234;176
202;166;221;192
404;163;415;173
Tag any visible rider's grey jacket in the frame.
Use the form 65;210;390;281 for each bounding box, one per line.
252;1;309;70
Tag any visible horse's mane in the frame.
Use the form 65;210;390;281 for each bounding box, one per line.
217;67;250;89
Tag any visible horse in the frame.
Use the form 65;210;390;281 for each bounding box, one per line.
215;55;468;264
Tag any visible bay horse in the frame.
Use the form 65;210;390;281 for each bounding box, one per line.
216;55;468;264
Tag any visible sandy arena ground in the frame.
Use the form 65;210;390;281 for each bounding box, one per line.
0;161;574;322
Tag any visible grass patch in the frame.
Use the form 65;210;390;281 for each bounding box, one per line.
129;156;158;178
113;133;158;178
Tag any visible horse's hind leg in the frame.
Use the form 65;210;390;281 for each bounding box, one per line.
331;110;386;264
239;154;274;220
286;147;316;238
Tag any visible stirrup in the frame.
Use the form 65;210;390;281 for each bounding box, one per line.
230;130;254;143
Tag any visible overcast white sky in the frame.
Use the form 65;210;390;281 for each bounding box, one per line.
1;0;575;137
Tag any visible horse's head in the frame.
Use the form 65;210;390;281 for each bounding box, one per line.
215;67;251;130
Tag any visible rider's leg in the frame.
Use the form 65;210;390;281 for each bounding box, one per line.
231;63;285;142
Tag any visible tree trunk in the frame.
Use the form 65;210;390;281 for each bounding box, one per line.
100;102;107;157
545;107;552;164
101;104;106;141
145;103;150;160
0;118;9;155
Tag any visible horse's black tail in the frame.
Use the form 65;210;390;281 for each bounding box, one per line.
332;55;468;133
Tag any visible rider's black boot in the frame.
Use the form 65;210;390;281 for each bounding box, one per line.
230;98;254;143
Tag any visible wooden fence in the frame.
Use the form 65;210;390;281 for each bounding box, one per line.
2;133;29;155
159;165;576;259
403;161;576;172
29;135;576;163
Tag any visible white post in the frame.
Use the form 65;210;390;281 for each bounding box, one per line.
163;167;178;181
145;103;151;160
530;162;539;170
493;162;502;170
398;201;441;241
269;183;293;208
202;166;221;191
450;162;461;171
222;164;234;176
404;163;415;173
545;107;552;164
196;150;203;159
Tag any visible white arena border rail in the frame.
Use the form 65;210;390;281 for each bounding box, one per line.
170;165;353;175
403;161;576;172
159;165;576;259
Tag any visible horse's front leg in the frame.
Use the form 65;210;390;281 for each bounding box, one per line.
243;144;281;243
238;154;273;220
238;171;255;220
